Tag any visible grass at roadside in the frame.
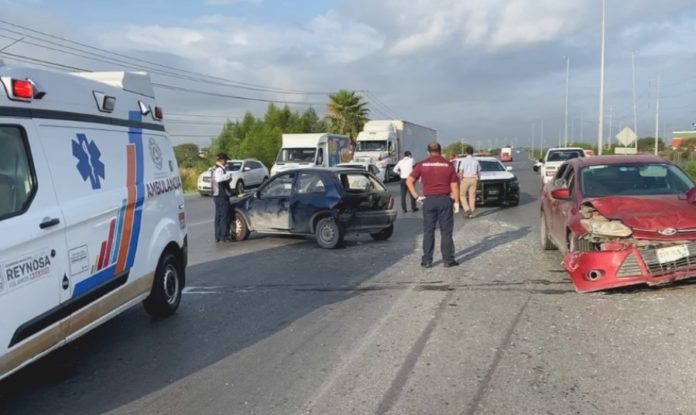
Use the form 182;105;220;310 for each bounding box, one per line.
180;167;207;193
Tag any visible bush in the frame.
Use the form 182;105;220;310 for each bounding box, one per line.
179;167;202;193
682;162;696;180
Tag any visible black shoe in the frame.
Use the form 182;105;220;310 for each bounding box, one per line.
443;260;459;268
412;208;420;212
421;261;433;268
402;210;408;213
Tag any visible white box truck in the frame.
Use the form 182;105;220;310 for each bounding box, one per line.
353;120;436;181
271;133;351;176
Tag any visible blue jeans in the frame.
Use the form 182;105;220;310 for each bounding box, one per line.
422;195;455;264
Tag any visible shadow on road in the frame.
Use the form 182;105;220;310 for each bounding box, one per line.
0;218;424;414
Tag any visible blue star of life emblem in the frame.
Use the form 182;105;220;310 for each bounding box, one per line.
72;133;105;189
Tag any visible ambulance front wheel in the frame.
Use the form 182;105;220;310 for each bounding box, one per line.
143;252;183;318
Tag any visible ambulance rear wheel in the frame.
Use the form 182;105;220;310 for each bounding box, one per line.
143;252;183;318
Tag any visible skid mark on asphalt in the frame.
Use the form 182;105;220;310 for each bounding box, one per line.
375;289;453;415
463;295;532;415
296;280;419;415
183;280;572;296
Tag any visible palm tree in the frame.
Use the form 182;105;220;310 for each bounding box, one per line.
326;90;369;141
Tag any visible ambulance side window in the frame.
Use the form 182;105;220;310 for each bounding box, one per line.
0;126;36;221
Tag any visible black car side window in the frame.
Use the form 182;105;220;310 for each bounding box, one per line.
259;173;295;198
296;173;326;194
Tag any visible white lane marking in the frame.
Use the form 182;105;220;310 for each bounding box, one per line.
188;219;213;227
183;286;226;294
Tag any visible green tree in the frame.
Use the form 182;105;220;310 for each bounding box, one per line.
326;90;369;140
636;137;665;152
442;142;469;158
174;143;201;168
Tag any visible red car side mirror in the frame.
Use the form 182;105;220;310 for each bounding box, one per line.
550;187;571;200
687;186;696;203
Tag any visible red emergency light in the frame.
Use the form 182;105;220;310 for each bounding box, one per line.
154;106;163;120
11;79;33;99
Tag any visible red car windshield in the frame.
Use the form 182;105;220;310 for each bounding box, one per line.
580;163;694;197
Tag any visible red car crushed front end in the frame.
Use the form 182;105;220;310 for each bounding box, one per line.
563;194;696;293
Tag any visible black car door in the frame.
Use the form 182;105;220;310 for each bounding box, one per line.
292;172;331;233
248;172;296;231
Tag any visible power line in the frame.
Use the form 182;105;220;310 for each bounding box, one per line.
152;82;323;106
168;112;242;119
0;19;332;96
0;50;89;71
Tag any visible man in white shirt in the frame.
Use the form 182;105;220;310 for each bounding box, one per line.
393;151;418;213
212;153;233;242
457;147;480;218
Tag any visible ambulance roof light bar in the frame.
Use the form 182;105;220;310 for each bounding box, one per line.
1;77;45;102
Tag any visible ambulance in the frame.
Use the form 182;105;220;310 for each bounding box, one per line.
0;62;187;380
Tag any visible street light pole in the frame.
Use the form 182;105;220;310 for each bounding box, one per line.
597;0;606;155
632;51;638;150
654;74;661;155
564;56;570;147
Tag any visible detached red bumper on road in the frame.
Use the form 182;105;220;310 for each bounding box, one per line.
562;244;696;293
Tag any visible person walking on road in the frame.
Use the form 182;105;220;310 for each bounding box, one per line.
212;153;233;243
458;146;480;219
393;150;418;213
406;142;460;268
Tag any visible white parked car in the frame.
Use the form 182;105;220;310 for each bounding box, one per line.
336;162;385;181
198;159;269;196
539;147;585;185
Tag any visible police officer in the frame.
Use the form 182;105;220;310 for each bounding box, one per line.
406;142;460;268
212;153;233;243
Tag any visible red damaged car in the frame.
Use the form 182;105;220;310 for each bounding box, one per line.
540;155;696;292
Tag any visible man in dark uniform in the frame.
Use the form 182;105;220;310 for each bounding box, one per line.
212;153;233;242
406;142;460;268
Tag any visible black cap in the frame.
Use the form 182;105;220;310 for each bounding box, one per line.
405;151;412;157
217;152;229;161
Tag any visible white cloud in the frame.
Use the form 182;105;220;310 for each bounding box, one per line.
205;0;262;5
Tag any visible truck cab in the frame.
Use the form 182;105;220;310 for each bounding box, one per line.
500;146;513;162
271;133;350;176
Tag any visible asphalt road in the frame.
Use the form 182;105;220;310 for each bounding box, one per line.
4;153;696;415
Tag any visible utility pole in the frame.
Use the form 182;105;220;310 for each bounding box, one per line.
564;56;570;147
608;104;613;150
540;119;545;153
654;74;661;155
532;123;536;158
580;111;584;141
597;0;606;154
632;50;638;150
558;127;562;147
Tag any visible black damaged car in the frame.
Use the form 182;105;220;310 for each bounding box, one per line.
229;168;397;249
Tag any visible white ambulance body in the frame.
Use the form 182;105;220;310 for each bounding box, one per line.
0;62;187;380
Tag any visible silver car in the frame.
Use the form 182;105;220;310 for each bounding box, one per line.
197;159;270;196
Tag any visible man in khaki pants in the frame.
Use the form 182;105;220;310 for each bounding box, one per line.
458;146;480;218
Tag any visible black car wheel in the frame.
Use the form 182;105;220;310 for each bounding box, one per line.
508;198;519;206
231;215;250;241
236;180;245;195
315;217;344;249
143;252;183;318
370;224;394;241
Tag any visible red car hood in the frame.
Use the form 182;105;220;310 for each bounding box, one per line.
586;195;696;230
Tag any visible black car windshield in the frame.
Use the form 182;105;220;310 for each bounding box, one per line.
547;149;583;162
277;148;316;163
580;163;694;197
479;160;505;172
226;162;242;171
356;141;387;152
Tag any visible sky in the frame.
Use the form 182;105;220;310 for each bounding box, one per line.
2;0;696;148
